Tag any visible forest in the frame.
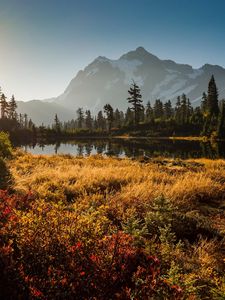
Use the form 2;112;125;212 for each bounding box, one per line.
0;75;225;144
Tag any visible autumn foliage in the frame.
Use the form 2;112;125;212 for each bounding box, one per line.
1;152;225;299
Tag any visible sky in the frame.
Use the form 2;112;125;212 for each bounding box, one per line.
1;0;225;101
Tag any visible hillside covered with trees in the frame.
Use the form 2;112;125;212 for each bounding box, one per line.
1;76;225;143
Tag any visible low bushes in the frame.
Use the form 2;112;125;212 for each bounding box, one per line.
0;153;224;298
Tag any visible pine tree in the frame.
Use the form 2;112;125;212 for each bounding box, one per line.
0;94;8;119
192;107;203;126
76;108;84;129
8;95;17;119
202;76;220;136
119;111;125;126
163;100;173;119
114;108;121;128
207;75;219;116
85;110;93;130
186;98;193;124
24;114;28;129
97;111;105;130
28;118;34;129
54;114;61;133
145;101;154;122
127;81;143;126
201;92;208;114
180;94;187;125
153;99;164;119
104;104;114;131
125;107;133;126
175;96;181;124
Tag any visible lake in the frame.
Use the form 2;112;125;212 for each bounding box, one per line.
21;138;225;159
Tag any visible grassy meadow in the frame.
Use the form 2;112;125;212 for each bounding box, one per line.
1;148;225;299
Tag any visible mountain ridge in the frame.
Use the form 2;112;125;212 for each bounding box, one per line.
17;47;225;125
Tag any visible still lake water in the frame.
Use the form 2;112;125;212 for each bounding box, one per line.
21;138;225;159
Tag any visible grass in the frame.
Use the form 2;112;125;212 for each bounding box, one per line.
1;150;225;299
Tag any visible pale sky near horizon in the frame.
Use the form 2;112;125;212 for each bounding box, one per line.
1;0;225;101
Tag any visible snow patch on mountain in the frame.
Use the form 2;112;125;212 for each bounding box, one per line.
105;78;120;90
188;69;204;79
152;73;178;96
86;68;99;77
110;59;143;85
152;78;188;99
166;68;181;74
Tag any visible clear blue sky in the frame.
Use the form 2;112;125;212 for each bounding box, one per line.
1;0;225;100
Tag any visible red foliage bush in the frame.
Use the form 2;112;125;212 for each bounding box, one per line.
0;190;182;299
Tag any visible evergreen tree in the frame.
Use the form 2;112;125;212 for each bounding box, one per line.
201;92;208;114
145;101;154;122
97;110;105;130
104;104;114;131
114;108;121;128
181;94;187;124
191;107;203;126
85;110;93;130
186;98;193;124
0;94;8;119
8;95;17;119
153;99;164;119
76;108;84;129
24;114;28;129
175;96;181;124
207;75;219;116
28;118;34;129
202;76;220;136
163;100;173;119
127;81;143;126
93;117;98;130
125;107;133;126
54;114;61;133
119;111;125;126
19;113;23;128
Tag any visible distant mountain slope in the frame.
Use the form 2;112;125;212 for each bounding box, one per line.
54;47;225;111
17;100;75;125
19;47;225;124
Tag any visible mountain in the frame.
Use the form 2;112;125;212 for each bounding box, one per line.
17;100;75;125
19;47;225;125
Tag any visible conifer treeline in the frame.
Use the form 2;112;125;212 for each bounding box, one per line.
56;75;225;138
1;75;225;139
0;88;34;130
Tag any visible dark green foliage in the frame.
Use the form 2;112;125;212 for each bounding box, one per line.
145;101;154;122
201;92;208;113
8;95;17;119
54;114;61;133
207;75;219;117
104;104;114;131
217;100;225;138
0;93;8;119
85;110;93;130
1;76;225;141
97;110;106;130
0;132;12;158
127;81;143;126
125;107;133;126
153;99;164;119
0;132;13;189
163;100;173;119
76;107;84;129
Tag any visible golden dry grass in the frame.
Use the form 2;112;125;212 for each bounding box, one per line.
6;150;225;298
11;151;225;209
